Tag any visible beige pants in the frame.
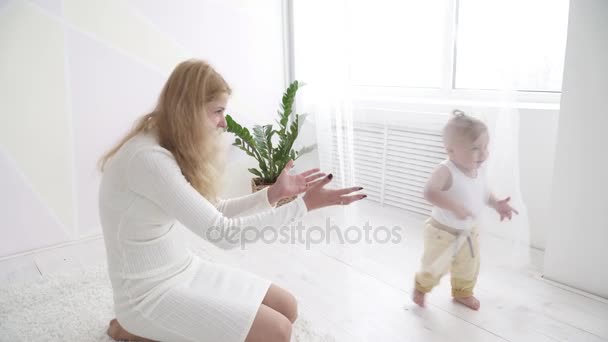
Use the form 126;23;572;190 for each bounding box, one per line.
414;218;480;298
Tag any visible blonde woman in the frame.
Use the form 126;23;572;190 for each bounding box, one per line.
98;59;365;342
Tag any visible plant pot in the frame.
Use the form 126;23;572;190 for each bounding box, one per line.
251;178;297;207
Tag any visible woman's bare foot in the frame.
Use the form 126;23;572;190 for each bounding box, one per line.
453;296;480;310
412;289;426;307
107;319;156;342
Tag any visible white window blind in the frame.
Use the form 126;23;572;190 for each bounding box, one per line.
322;113;447;216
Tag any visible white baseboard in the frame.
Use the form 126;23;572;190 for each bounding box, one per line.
539;274;608;304
0;234;103;262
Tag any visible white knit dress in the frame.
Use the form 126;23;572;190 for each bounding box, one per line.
98;133;308;342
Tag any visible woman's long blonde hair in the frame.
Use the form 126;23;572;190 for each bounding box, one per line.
99;59;231;202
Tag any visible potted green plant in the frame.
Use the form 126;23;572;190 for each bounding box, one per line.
225;80;316;206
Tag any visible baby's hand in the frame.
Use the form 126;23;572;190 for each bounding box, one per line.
494;197;519;221
453;205;473;220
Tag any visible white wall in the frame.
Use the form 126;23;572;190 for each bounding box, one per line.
519;109;560;250
0;0;571;261
0;0;288;258
543;0;608;298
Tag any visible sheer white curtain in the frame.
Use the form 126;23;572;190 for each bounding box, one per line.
293;0;357;189
471;103;531;267
293;0;533;265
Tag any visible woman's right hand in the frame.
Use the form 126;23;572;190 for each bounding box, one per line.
302;174;366;211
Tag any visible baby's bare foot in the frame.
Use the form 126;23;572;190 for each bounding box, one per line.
453;296;480;310
107;319;156;342
412;289;426;307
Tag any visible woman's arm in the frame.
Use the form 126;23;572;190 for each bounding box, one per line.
215;187;275;218
126;148;308;249
215;161;323;217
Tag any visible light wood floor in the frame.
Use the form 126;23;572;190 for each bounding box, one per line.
1;202;607;342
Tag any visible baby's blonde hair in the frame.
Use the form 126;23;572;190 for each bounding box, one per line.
443;109;488;146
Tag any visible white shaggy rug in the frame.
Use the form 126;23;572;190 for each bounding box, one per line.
0;251;335;341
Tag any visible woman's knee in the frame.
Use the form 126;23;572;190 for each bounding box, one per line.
263;285;299;323
282;292;298;323
272;315;292;342
246;305;293;342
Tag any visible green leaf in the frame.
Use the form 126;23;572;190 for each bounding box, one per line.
277;80;301;136
224;81;307;183
248;168;263;178
298;113;308;130
225;114;269;175
296;144;317;159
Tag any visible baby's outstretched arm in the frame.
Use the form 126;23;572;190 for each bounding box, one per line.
488;193;519;221
424;165;472;219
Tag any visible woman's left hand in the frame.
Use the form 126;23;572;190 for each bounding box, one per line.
268;160;326;203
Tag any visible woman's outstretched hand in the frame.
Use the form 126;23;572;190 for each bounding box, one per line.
302;173;366;211
268;160;326;203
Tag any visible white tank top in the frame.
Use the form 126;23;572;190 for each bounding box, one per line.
430;160;489;230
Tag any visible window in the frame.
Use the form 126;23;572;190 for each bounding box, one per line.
455;0;569;92
293;0;569;94
349;1;449;88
